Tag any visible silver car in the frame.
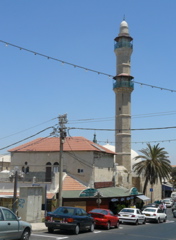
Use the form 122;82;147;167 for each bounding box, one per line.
0;206;32;240
163;198;173;207
118;208;146;225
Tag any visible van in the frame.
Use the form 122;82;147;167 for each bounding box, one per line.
171;192;176;200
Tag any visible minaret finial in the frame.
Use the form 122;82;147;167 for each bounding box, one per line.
123;15;125;21
93;133;97;143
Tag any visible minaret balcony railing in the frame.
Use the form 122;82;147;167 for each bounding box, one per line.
114;42;133;50
113;80;134;89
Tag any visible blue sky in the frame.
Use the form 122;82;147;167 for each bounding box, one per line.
1;0;176;164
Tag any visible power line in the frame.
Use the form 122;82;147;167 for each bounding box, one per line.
0;126;54;151
0;117;57;140
69;125;176;132
1;39;176;93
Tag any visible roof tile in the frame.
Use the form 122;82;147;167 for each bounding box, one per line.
8;137;116;154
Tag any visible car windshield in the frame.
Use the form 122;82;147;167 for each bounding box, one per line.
164;200;170;203
144;208;156;212
90;209;108;215
53;207;75;215
120;209;134;213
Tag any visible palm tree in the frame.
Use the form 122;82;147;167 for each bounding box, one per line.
132;143;172;199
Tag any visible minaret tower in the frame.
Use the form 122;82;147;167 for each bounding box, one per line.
113;20;134;173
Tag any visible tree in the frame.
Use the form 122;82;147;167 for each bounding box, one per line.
132;143;172;198
169;167;176;190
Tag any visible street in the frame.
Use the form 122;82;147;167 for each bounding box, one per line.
30;208;176;240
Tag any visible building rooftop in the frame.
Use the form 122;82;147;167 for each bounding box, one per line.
8;137;116;154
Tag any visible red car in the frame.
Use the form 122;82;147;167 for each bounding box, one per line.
89;208;119;230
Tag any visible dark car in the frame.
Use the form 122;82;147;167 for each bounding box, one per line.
88;208;119;229
0;206;32;240
172;201;176;213
45;206;94;235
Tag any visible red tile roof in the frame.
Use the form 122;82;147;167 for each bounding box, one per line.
63;175;86;191
0;174;86;199
8;137;116;154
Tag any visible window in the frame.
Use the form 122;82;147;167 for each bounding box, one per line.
53;162;59;173
2;209;17;221
76;208;82;216
78;169;83;173
0;210;4;221
80;209;87;216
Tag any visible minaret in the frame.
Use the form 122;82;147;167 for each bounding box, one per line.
113;20;134;173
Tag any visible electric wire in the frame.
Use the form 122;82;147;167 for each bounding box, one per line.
69;125;176;132
0;117;57;140
0;127;54;151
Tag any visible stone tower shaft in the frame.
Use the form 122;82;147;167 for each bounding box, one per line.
113;20;134;172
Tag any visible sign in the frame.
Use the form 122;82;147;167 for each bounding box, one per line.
130;187;138;195
79;188;98;197
150;188;153;192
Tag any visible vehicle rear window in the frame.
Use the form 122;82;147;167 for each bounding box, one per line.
53;207;75;215
144;208;156;212
90;209;108;215
120;209;134;213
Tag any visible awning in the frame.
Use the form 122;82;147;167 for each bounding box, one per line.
162;184;172;191
137;195;150;201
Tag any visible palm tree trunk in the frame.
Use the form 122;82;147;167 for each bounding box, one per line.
143;177;148;195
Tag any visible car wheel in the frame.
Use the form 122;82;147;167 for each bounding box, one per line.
89;223;94;232
48;227;54;233
115;221;119;228
143;219;146;224
163;217;167;222
74;224;80;235
156;218;160;223
106;222;110;230
20;229;30;240
135;219;139;225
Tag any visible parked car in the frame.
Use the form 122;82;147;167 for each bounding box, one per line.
173;209;176;218
88;208;119;229
163;198;173;207
0;206;32;240
142;207;167;223
172;201;176;212
45;206;94;235
141;203;159;211
118;208;146;225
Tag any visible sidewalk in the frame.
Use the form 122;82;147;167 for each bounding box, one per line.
31;222;48;232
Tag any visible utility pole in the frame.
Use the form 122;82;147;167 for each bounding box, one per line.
13;170;18;214
58;114;67;207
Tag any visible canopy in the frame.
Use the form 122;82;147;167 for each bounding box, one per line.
136;195;150;201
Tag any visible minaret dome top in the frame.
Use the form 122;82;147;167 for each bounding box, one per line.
119;20;129;35
114;20;133;41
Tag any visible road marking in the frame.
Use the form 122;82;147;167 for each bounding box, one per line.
94;230;102;233
166;220;175;223
32;234;68;239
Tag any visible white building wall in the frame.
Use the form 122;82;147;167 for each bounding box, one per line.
10;151;115;186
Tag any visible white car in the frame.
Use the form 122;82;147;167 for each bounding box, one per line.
142;207;167;223
163;198;173;207
118;208;146;225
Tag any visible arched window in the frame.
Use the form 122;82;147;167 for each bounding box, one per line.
45;162;52;182
53;162;59;173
